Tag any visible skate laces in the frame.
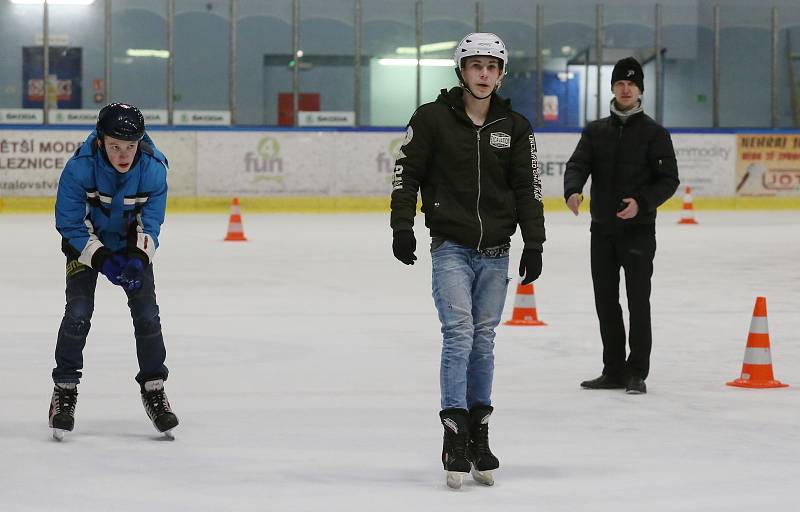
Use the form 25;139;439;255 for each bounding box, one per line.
142;388;171;417
471;424;493;455
452;430;470;459
53;386;77;415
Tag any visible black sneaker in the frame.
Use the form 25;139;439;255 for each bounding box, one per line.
625;376;647;394
580;374;625;389
140;379;179;433
49;383;78;433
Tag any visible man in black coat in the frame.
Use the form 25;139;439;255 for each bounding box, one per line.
564;56;679;395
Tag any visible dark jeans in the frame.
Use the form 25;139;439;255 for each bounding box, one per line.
52;256;168;385
590;228;656;380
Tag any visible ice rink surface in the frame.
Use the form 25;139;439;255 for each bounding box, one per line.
1;209;798;511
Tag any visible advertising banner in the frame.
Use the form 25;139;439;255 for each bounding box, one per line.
673;134;736;197
0;130;196;197
174;110;231;126
22;47;82;109
297;111;355;127
335;131;404;195
197;131;342;196
735;134;800;196
48;109;98;125
4;128;796;200
535;133;582;198
151;131;197;196
0;109;43;125
0;130;85;196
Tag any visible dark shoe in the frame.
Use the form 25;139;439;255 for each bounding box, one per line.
580;374;625;389
625;376;647;394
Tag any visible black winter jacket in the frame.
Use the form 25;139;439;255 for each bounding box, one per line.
564;111;679;231
390;87;545;251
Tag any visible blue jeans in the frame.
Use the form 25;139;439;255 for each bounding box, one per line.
52;255;169;385
431;240;510;410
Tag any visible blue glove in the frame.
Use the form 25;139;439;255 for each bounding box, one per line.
118;256;145;293
99;254;128;286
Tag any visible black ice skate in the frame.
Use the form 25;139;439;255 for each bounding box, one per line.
49;383;78;441
140;379;179;438
440;408;471;489
468;405;499;486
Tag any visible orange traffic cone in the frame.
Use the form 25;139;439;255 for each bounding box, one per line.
504;280;546;326
726;297;788;389
678;186;698;224
224;197;247;241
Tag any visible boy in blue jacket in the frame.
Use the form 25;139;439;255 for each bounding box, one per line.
49;103;178;440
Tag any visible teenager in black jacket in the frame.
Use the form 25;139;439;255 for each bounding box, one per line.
390;33;545;488
564;57;679;395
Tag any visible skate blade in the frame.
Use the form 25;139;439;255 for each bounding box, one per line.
446;471;465;489
162;430;175;440
52;428;67;441
471;467;494;486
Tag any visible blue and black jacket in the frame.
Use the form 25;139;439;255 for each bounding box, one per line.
55;130;168;268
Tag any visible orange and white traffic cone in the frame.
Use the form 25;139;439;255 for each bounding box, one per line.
504;280;546;326
726;297;788;389
678;186;698;224
224;197;247;242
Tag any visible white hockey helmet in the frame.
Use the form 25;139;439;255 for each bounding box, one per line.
454;32;508;75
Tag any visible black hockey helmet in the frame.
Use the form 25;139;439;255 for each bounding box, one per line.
96;103;145;141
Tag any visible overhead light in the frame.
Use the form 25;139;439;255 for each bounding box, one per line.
378;58;455;67
126;49;170;58
11;0;96;5
395;41;457;55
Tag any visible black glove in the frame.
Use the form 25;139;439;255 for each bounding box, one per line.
518;249;542;285
392;230;417;265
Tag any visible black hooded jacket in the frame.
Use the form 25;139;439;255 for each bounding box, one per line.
390;87;545;251
564;110;680;231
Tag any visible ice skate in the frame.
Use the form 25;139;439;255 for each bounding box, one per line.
468;405;499;486
140;379;179;438
49;383;78;441
440;408;471;489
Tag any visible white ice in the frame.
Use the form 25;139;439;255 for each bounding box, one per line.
1;210;798;511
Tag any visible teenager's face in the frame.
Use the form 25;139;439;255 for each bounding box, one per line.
102;135;139;173
612;80;641;111
461;56;502;96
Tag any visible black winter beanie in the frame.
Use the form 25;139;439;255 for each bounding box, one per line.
611;57;644;92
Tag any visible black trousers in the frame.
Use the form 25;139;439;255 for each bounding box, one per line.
52;255;168;385
590;227;656;380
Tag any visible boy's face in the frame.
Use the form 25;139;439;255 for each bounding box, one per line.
102;135;139;173
461;56;502;96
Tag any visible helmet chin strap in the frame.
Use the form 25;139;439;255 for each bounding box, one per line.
455;68;499;101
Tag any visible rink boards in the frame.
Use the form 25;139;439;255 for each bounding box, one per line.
1;128;799;212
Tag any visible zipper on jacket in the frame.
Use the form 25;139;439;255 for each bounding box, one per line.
474;117;506;250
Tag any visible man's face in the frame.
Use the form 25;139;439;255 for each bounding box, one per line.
461;56;502;96
102;135;139;173
612;80;641;111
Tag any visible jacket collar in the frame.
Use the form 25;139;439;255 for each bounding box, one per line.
436;87;511;126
